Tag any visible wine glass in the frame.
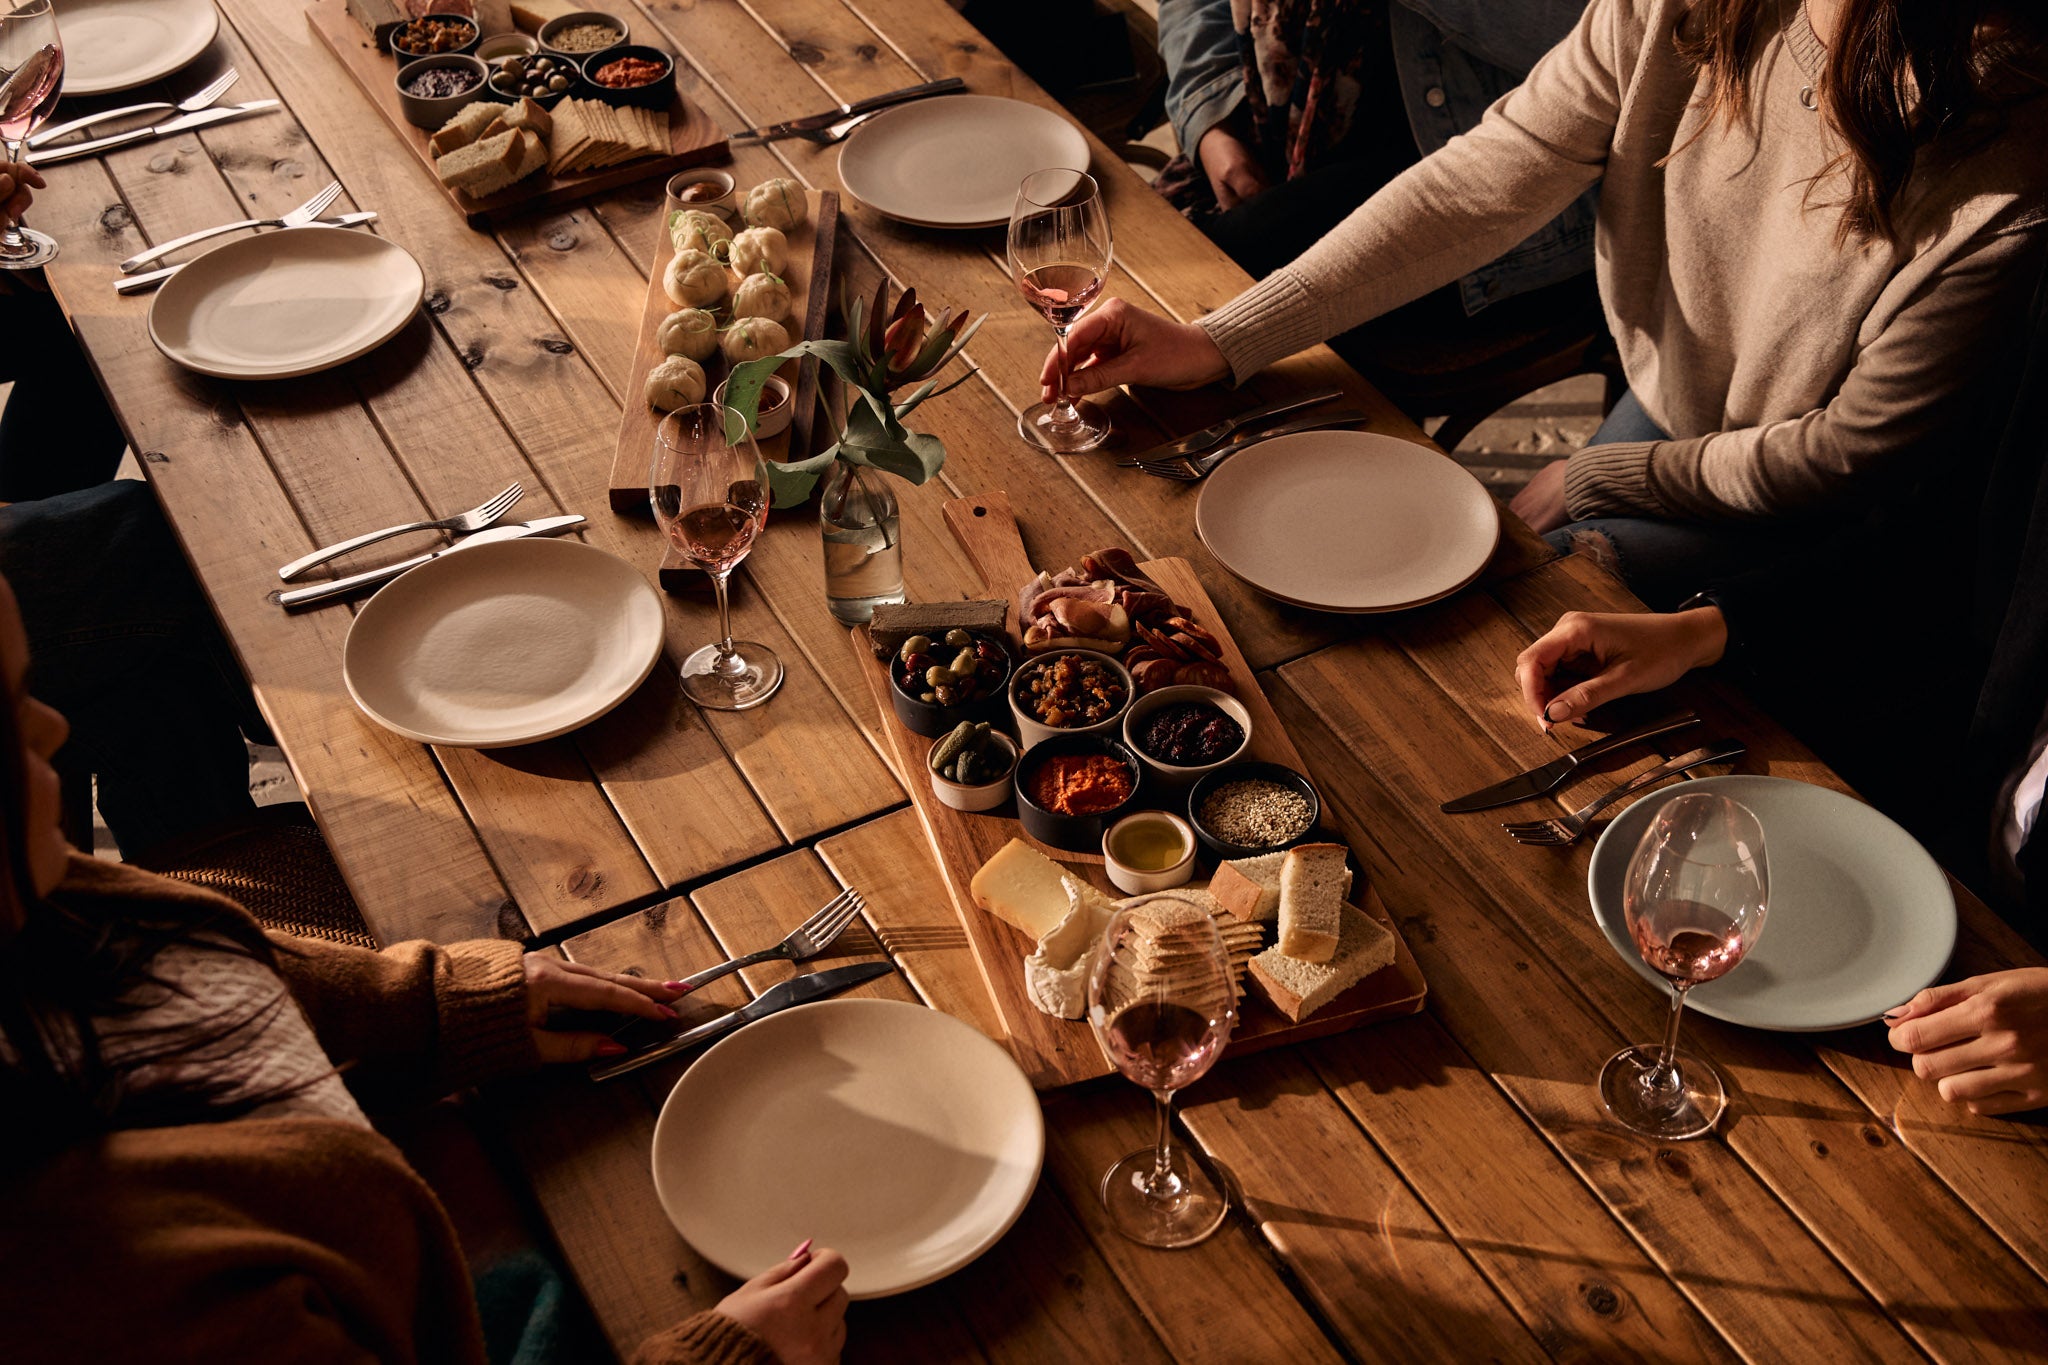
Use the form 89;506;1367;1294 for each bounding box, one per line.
649;404;783;711
1599;791;1769;1140
1087;901;1235;1247
1008;168;1112;454
0;0;61;270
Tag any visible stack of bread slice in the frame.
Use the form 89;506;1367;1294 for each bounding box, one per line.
1223;844;1398;1022
430;98;553;198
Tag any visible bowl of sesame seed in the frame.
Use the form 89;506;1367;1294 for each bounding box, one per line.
1186;761;1321;861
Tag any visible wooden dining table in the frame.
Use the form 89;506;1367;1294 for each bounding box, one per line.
32;0;2048;1358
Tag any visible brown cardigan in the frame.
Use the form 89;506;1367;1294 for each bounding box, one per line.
2;856;775;1365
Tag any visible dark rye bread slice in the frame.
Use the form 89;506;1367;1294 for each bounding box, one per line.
869;600;1009;658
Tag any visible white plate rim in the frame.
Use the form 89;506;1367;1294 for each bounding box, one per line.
57;0;219;95
1586;774;1958;1031
1193;430;1501;613
340;537;665;749
146;227;425;381
836;93;1089;229
649;997;1045;1299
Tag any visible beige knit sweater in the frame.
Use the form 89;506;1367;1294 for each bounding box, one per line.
1197;0;2048;523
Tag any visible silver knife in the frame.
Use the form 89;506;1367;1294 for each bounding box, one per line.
1439;712;1705;813
31;100;281;165
277;514;585;610
114;214;380;295
589;960;897;1081
1121;387;1345;466
729;77;965;144
1126;406;1371;478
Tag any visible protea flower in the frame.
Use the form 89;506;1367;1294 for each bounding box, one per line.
849;278;976;394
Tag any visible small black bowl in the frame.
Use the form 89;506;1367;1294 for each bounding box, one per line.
887;631;1012;739
486;61;573;109
389;12;480;59
1014;734;1143;853
1186;760;1322;861
580;45;676;110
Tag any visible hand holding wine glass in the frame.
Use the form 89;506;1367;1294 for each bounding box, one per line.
1087;899;1235;1247
0;0;61;269
649;404;783;711
1009;168;1112;453
1599;791;1769;1139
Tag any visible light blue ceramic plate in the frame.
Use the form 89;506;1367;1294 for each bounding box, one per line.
1587;775;1955;1031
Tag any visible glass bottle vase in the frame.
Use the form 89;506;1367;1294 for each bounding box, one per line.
818;461;906;624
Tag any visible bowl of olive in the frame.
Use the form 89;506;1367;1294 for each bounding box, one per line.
927;723;1018;813
487;52;578;107
887;629;1012;739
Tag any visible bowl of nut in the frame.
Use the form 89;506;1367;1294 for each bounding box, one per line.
887;629;1012;739
927;722;1018;814
1008;648;1133;750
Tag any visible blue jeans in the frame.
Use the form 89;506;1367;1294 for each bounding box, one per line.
1545;392;1800;611
0;481;260;857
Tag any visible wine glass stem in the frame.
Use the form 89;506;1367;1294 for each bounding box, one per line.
1049;324;1079;425
1647;984;1693;1094
709;568;738;663
2;138;27;249
1145;1088;1177;1197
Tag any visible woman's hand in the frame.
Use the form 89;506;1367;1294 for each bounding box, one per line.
1039;297;1230;403
1514;608;1727;729
714;1243;850;1365
1509;459;1571;534
521;954;685;1063
1198;123;1269;211
1885;969;2048;1116
0;161;42;228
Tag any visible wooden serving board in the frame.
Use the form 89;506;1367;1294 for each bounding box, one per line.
309;0;728;228
603;190;838;593
851;492;1428;1089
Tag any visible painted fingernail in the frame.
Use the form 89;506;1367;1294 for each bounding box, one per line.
662;980;688;992
596;1040;629;1057
789;1238;813;1261
658;1004;679;1019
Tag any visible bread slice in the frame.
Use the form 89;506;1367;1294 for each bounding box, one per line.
1277;843;1350;963
427;101;506;158
1248;901;1396;1022
512;127;547;181
501;95;552;140
1209;851;1285;923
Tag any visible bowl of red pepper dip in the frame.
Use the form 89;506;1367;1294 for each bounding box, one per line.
1013;735;1142;853
580;45;675;109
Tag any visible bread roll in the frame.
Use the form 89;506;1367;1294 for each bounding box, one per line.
655;307;719;361
662;248;727;308
720;317;789;365
668;208;732;257
644;355;706;412
728;225;787;277
743;178;806;232
731;272;791;324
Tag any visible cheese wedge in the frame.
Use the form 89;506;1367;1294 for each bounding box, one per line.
971;838;1074;942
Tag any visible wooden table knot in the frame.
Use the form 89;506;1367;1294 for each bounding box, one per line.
788;40;824;65
565;866;604;898
483;273;520;291
97;203;135;234
1580;1283;1622;1317
424;290;451;315
537;336;576;356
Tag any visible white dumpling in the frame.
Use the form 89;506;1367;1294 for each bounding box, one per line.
743;178;806;232
731;272;792;324
668;208;732;257
720;317;790;365
644;355;706;412
728;225;787;278
655;307;719;361
662;248;727;308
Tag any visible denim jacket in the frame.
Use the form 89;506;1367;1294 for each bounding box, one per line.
1159;0;1597;313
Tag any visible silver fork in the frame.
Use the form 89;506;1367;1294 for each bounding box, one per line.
30;66;240;148
1127;408;1369;480
669;888;868;995
785;109;884;145
1503;740;1747;847
275;481;524;581
119;179;343;273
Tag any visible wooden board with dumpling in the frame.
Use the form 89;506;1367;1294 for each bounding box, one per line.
607;186;840;575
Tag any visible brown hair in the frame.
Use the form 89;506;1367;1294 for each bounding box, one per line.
1675;0;2048;241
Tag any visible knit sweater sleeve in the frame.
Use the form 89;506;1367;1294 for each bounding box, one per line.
268;934;539;1107
631;1313;779;1365
1194;0;1633;381
1566;219;2048;522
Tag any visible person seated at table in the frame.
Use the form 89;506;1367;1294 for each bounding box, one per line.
0;158;129;500
0;572;850;1364
1050;0;2048;606
1158;0;1594;312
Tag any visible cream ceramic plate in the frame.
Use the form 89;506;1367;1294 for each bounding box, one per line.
56;0;219;95
342;538;665;749
148;227;424;380
837;95;1089;229
1195;430;1500;613
652;999;1043;1299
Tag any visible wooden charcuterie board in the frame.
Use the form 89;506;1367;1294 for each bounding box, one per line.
852;491;1428;1089
309;0;728;228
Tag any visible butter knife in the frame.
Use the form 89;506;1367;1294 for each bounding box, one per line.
277;514;585;610
588;961;897;1081
1439;712;1704;813
1119;387;1344;467
31;100;281;166
729;77;965;144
